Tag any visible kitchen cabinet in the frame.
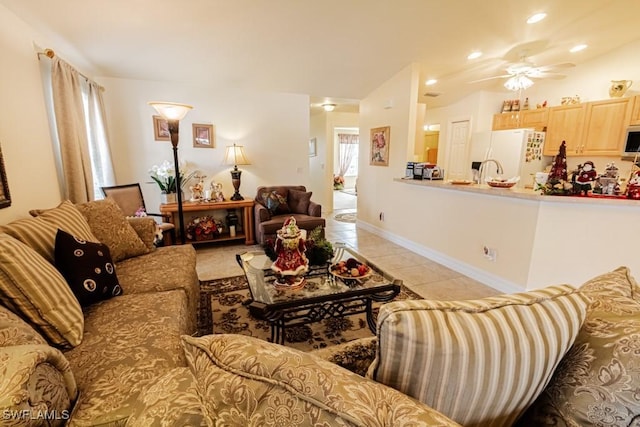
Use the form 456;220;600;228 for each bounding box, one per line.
543;104;586;156
630;95;640;125
492;112;519;130
581;98;631;156
492;109;548;130
520;108;548;129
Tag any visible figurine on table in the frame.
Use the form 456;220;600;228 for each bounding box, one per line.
271;217;309;288
626;170;640;199
574;161;597;195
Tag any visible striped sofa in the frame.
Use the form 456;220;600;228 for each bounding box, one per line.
0;199;201;426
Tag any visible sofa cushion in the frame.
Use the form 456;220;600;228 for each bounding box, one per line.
116;245;199;333
0;344;77;426
0;304;47;347
368;284;588;427
126;217;158;251
75;198;150;262
54;229;122;307
519;267;640;427
63;289;191;426
2;200;98;264
181;334;459;426
125;367;206;427
258;213;326;237
288;188;312;214
0;234;84;348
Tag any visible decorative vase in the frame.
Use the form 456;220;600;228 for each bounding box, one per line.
160;192;177;204
609;80;633;98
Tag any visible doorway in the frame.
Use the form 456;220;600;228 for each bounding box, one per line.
333;127;358;213
446;119;471;181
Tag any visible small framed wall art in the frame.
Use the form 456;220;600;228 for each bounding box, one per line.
0;143;11;209
192;124;215;148
370;126;390;166
309;137;317;157
153;115;170;141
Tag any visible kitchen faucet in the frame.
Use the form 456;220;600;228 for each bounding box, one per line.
476;159;504;184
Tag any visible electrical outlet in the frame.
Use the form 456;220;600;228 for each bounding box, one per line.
379;212;384;221
483;246;496;261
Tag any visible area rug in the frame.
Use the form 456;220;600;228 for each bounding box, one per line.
197;275;421;351
333;212;357;223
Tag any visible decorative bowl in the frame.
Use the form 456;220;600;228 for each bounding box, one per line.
487;180;517;188
330;262;372;285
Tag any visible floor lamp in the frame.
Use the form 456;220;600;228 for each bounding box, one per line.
148;101;193;244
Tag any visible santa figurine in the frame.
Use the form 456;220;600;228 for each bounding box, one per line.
574;161;597;196
626;170;640;199
271;217;309;288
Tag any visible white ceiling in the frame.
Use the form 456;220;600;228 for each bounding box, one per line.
3;0;640;112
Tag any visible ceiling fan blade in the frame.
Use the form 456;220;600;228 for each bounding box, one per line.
537;62;575;72
529;72;567;80
468;74;512;84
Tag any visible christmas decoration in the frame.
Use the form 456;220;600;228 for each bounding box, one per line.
542;141;573;195
573;161;597;196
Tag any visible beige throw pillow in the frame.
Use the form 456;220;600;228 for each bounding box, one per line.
368;284;588;427
75;198;150;262
182;334;459;426
2;200;98;263
0;234;84;348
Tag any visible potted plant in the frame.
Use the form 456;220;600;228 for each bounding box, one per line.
333;175;345;190
149;160;197;203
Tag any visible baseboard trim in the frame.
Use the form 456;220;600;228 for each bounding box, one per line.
356;220;524;294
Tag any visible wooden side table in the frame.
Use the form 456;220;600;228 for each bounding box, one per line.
159;199;255;245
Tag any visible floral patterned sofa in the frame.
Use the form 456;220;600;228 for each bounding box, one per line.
0;199;200;426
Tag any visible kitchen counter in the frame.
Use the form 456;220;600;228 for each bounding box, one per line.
359;178;640;293
394;177;640;206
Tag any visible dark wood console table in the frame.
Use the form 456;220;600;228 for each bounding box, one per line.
159;199;255;245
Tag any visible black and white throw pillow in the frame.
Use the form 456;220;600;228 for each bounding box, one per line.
54;229;122;307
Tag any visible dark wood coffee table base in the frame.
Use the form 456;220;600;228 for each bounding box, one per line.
247;284;400;344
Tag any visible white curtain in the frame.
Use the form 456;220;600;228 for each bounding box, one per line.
84;81;115;199
338;133;359;177
47;56;115;202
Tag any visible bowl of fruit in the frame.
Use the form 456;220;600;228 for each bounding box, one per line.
330;257;372;285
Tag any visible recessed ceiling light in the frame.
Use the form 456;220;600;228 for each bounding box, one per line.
425;79;437;85
322;103;336;112
527;13;547;24
570;44;588;53
467;51;482;60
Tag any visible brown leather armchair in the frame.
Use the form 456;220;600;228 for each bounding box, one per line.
254;185;325;244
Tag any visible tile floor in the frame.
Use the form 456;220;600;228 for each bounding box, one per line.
195;190;500;300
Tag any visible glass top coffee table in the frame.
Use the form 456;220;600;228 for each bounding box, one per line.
235;243;401;344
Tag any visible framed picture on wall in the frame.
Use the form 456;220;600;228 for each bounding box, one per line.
370;126;390;166
153;115;170;141
309;137;317;157
0;143;11;209
192;124;215;148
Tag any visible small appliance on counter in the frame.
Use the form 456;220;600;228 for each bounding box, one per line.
411;163;444;180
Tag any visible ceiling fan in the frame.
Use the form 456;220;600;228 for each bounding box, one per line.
469;56;575;90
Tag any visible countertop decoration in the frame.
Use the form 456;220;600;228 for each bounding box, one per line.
542;141;573;196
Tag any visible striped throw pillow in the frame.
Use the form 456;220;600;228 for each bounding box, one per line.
368;284;588;427
1;200;98;263
0;234;84;348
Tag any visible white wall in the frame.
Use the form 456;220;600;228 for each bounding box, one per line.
358;63;420;227
0;5;63;222
99;78;311;210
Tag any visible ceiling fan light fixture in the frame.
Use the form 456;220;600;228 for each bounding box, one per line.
322;103;336;112
467;51;482;60
526;12;547;24
570;44;588;53
504;75;533;91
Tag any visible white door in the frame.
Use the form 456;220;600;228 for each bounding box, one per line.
447;120;471;180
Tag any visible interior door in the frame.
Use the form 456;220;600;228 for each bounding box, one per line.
447;120;471;180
